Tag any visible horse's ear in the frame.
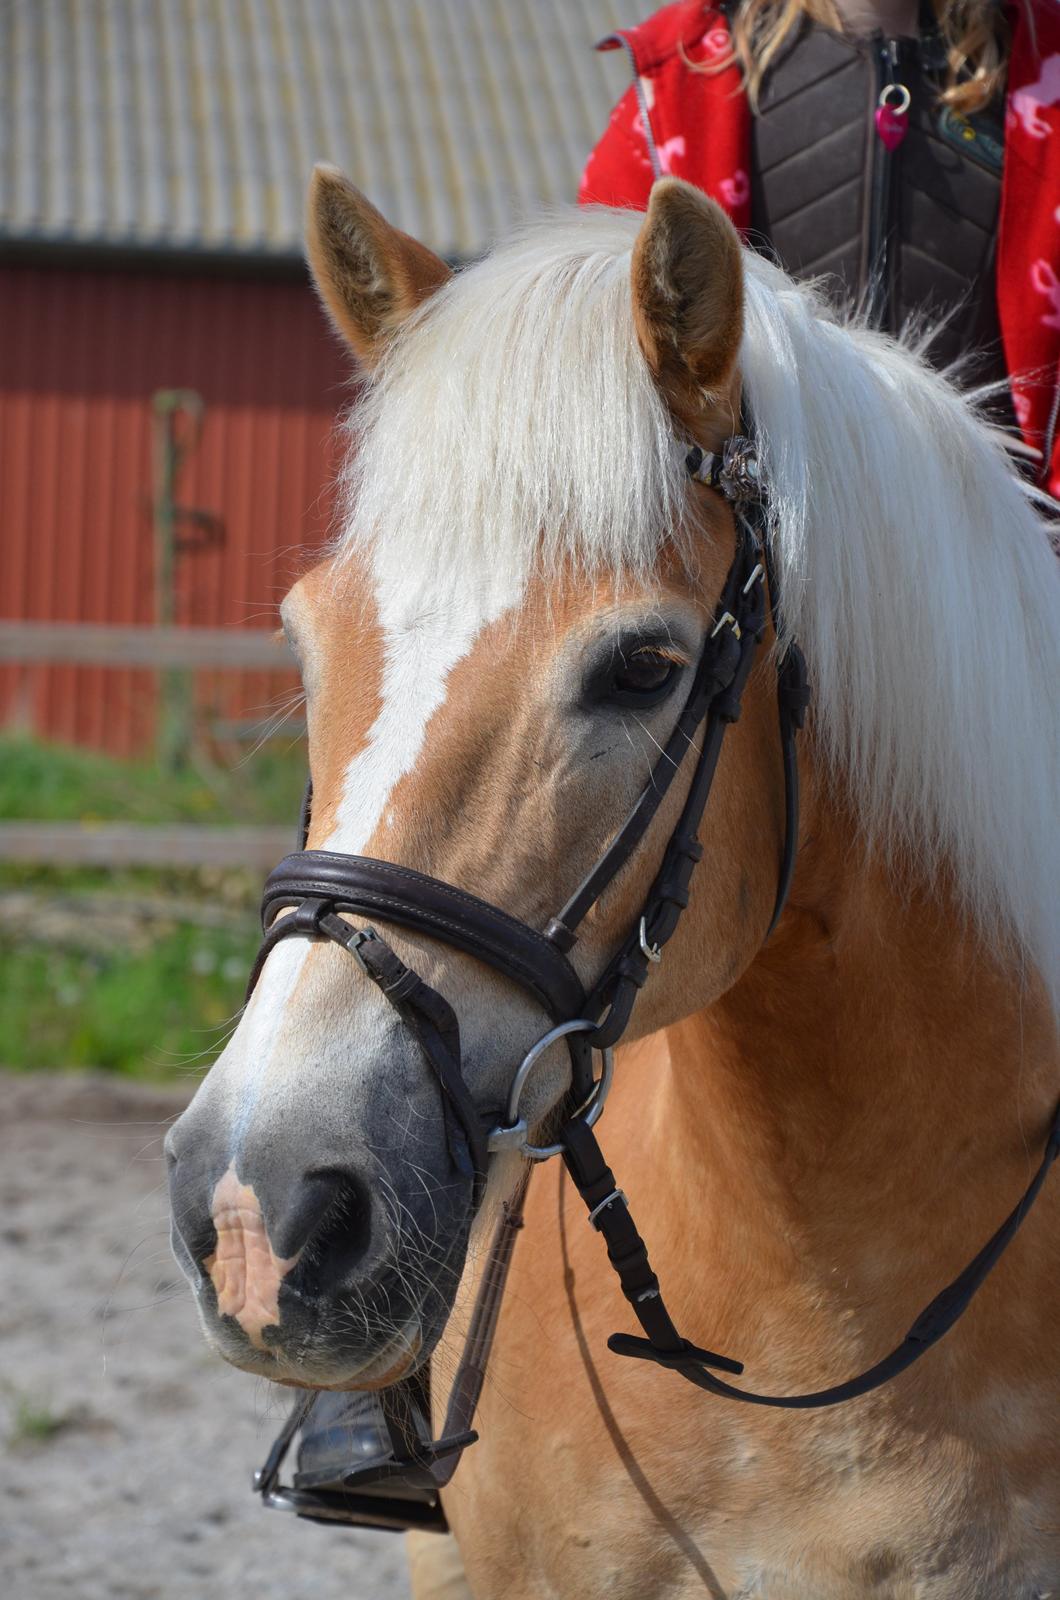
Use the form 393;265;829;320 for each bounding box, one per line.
631;178;744;428
306;165;451;369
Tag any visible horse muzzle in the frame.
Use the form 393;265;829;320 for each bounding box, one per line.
165;1100;474;1386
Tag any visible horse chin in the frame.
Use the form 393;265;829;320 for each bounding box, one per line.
195;1298;429;1391
268;1322;428;1393
268;1323;427;1392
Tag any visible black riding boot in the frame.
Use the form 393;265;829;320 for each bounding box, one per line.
293;1366;438;1493
294;1390;390;1490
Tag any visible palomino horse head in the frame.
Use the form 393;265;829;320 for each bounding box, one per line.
166;170;1058;1394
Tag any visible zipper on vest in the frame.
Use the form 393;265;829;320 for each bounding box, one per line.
865;36;903;330
603;33;663;182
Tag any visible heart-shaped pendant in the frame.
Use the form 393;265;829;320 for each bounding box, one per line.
876;84;911;152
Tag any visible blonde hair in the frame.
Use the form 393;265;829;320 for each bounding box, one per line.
691;1;1011;116
340;207;1060;1001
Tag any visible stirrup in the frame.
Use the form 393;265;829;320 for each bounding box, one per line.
254;1383;475;1534
253;1168;531;1536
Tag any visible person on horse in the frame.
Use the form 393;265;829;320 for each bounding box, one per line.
293;0;1060;1495
580;0;1060;498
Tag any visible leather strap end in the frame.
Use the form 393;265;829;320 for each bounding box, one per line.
543;917;577;953
607;1332;745;1377
777;642;811;729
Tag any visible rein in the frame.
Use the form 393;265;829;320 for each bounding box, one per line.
250;433;1060;1534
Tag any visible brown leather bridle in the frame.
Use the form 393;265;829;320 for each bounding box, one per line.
247;439;797;1200
249;435;1059;1535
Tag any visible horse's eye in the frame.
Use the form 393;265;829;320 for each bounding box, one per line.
608;649;679;705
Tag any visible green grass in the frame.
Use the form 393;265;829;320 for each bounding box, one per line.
0;731;305;824
1;916;259;1076
0;735;307;1076
7;1393;78;1447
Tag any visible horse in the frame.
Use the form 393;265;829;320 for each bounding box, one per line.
165;166;1060;1598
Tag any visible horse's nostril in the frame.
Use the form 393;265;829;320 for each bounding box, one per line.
297;1171;375;1293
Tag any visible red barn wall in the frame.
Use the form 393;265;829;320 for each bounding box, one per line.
0;261;350;756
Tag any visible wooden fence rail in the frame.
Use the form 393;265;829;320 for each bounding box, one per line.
0;822;296;870
0;620;293;670
1;622;303;862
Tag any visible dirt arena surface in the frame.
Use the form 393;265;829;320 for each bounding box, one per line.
0;1071;411;1600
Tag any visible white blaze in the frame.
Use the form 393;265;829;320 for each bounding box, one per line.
228;938;310;1147
326;543;522;854
219;547;521;1146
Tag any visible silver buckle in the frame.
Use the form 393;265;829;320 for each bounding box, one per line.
711;611;741;640
638;916;662;964
586;1189;628;1230
344;926;379;974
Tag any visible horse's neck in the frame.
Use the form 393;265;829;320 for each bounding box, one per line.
645;810;1058;1370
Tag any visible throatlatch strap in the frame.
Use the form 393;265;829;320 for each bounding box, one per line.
563;1102;1060;1409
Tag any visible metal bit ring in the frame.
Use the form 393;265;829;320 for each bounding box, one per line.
487;1019;614;1161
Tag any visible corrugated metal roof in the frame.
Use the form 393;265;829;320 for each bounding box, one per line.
0;0;656;262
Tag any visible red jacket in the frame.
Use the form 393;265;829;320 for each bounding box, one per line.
579;1;1060;495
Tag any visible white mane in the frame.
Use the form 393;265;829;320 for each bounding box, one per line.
339;209;1060;1000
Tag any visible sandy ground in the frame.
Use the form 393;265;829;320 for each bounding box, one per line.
0;1070;411;1600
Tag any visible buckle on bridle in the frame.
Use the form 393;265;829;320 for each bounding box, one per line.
586;1188;628;1230
344;925;382;975
638;916;662;964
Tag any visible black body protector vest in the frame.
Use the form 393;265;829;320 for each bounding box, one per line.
750;8;1008;393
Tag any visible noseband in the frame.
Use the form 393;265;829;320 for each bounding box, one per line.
249;432;1060;1534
